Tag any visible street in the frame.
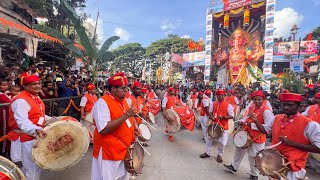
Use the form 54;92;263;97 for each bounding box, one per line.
42;113;320;180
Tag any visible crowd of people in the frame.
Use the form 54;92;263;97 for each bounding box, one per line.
1;64;320;180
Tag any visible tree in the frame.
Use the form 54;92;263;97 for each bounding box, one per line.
34;0;119;83
111;43;146;78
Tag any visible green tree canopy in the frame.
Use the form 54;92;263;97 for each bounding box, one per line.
111;43;146;78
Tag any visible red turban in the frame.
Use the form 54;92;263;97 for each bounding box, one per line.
228;90;232;93
251;90;266;99
141;87;147;93
233;90;238;94
306;84;315;89
107;72;128;87
199;91;203;95
168;87;174;92
21;75;40;85
216;90;225;95
87;83;95;90
314;93;320;99
279;93;303;102
131;81;141;89
204;89;211;96
192;88;197;93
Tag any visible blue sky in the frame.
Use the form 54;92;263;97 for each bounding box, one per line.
84;0;320;48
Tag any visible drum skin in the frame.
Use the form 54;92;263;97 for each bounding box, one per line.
207;123;223;139
149;112;155;124
0;156;25;180
233;130;250;148
164;109;181;133
255;149;289;179
138;124;151;142
125;143;144;175
85;113;93;124
32;120;90;171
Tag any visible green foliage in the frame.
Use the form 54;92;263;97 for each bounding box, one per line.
281;69;305;94
33;24;86;60
97;36;120;61
61;0;97;59
112;43;146;77
145;35;189;59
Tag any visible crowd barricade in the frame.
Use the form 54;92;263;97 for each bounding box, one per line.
0;96;82;157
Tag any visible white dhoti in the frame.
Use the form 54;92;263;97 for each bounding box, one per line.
21;140;41;180
286;169;307;180
199;115;209;142
10;138;22;163
231;142;265;176
205;130;229;156
91;148;129;180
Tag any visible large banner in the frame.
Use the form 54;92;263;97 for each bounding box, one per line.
204;11;213;82
208;0;265;14
182;51;206;67
263;0;276;80
274;40;318;56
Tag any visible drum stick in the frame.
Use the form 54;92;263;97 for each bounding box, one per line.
137;140;151;156
265;141;282;150
136;114;157;131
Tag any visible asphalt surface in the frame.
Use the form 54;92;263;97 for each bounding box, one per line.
42;113;320;180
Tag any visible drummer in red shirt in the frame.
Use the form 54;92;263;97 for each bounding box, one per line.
162;87;179;141
6;75;48;180
126;81;146;124
80;83;98;121
224;90;274;180
91;72;141;180
252;92;320;180
302;92;320;123
198;90;213;143
200;90;234;163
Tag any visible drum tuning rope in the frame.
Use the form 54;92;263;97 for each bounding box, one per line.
137;139;151;156
136;114;157;131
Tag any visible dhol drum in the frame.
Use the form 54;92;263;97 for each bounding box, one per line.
207;123;224;139
0;156;25;180
187;99;193;110
81;120;95;143
164;109;181;134
138;124;151;142
255;149;289;179
233;105;240;121
149;112;155;124
233;130;251;149
312;153;320;161
32;120;90;171
85;112;93;124
44;116;78;126
226;119;235;135
124;142;144;175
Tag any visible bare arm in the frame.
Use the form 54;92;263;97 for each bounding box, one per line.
280;136;320;154
248;113;268;134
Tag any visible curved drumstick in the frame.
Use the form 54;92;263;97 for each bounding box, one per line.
265;141;282;150
136;114;157;131
137;139;151;156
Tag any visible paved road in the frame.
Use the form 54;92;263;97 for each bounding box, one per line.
42;113;320;180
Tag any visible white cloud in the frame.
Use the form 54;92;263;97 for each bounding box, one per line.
274;7;304;38
85;17;104;43
312;0;320;6
114;27;131;42
181;35;191;39
160;19;182;35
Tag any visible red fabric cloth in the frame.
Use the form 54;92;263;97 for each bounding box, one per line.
174;106;195;131
279;93;303;102
87;83;95;90
131;81;141;89
7;91;45;142
141;88;147;93
21;75;40;85
204;90;211;96
216;90;225;95
272;114;311;171
250;90;266;99
93;95;135;160
212;101;230;130
314;93;320;99
168;87;174;92
148;99;161;115
107;72;128;86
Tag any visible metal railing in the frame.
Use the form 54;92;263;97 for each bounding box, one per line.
0;96;82;157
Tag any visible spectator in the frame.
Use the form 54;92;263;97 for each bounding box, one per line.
6;85;20;99
39;81;55;99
